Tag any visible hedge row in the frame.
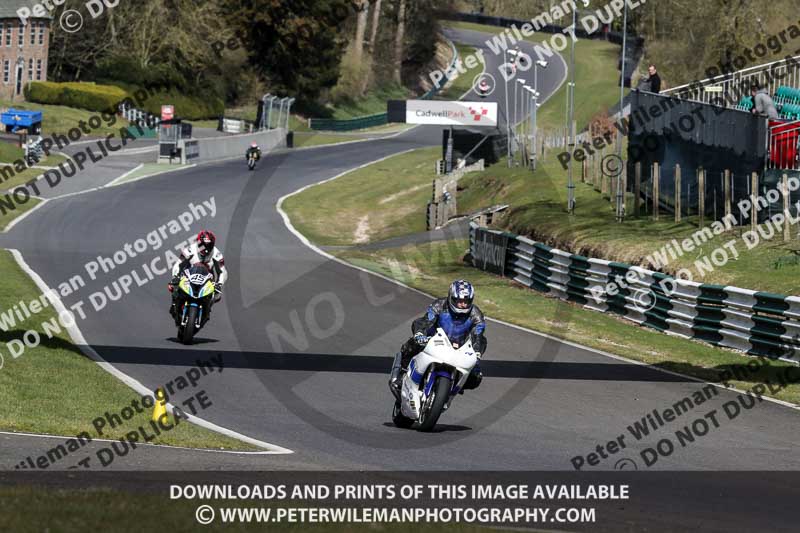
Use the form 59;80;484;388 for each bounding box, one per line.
24;82;225;120
137;89;224;121
24;82;127;114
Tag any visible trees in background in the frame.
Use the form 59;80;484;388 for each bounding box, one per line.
46;0;448;113
471;0;791;88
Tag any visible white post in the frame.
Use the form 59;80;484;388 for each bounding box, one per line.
504;63;511;167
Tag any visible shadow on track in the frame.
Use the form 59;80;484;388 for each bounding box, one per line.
85;344;694;382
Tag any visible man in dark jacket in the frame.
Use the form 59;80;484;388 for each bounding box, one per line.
644;64;661;93
389;280;486;397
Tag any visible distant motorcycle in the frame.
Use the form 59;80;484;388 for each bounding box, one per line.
173;264;217;344
390;328;480;432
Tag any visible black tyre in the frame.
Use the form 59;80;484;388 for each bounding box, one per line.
179;306;199;345
392;401;414;429
248;159;256;170
417;376;451;432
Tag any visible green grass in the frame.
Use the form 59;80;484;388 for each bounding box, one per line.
457;152;800;295
0;140;23;162
434;44;485;100
0;196;41;230
0;487;510;533
187;119;219;129
0;99;129;138
282;146;439;245
336;240;800;405
326;84;410;120
0;167;41;191
0;250;257;450
1;156;84;192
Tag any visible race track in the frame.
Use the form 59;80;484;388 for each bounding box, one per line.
1;28;799;473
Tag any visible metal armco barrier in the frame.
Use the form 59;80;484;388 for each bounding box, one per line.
469;222;800;362
309;112;388;131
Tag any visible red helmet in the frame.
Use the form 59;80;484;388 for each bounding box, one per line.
251;142;258;148
197;230;216;259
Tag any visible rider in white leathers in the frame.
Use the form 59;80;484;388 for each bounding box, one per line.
169;230;228;320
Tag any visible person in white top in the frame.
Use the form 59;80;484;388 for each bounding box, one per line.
169;230;228;319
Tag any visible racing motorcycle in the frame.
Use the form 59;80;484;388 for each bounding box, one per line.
173;264;217;344
247;152;258;170
390;328;480;432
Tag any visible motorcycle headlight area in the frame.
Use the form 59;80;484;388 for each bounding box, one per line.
199;282;215;298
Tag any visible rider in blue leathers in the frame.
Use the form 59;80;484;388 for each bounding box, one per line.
389;280;486;396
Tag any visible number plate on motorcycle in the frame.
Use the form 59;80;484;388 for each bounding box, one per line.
189;274;208;284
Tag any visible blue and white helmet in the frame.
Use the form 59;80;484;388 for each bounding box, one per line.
448;279;474;315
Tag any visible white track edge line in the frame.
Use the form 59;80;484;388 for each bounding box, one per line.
8;248;294;455
3;197;49;233
106;163;144;187
0;430;282;455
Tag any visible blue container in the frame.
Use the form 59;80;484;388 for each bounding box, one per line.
1;108;43;133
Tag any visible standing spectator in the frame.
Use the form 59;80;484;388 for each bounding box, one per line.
750;81;779;119
645;64;661;93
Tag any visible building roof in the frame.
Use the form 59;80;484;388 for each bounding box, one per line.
0;0;53;20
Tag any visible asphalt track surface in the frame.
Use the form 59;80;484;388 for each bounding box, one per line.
1;28;800;477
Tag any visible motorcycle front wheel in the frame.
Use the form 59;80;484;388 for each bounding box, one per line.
417;376;451;432
179;305;199;345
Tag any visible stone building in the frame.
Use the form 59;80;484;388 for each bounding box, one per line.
0;1;50;101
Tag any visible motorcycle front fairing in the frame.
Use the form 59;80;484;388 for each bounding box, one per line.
177;267;215;325
399;328;479;420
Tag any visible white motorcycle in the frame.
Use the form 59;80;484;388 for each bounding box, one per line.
391;328;480;432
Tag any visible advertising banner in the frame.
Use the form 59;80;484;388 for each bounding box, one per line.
391;100;498;127
472;228;509;276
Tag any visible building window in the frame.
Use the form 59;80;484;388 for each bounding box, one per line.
4;60;9;84
18;22;24;46
36;59;42;80
30;23;35;45
28;58;33;80
0;23;4;46
5;23;11;47
38;21;44;45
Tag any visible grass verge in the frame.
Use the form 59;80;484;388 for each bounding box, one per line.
434;44;484;100
458;153;800;294
282;146;439;246
0;197;41;231
0;250;257;450
0;486;506;533
0;167;42;191
0;99;128;138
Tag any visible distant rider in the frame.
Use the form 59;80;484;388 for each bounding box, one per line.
168;230;228;319
246;141;261;162
389;280;486;396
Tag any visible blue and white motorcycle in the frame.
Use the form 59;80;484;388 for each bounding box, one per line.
391;328;480;432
